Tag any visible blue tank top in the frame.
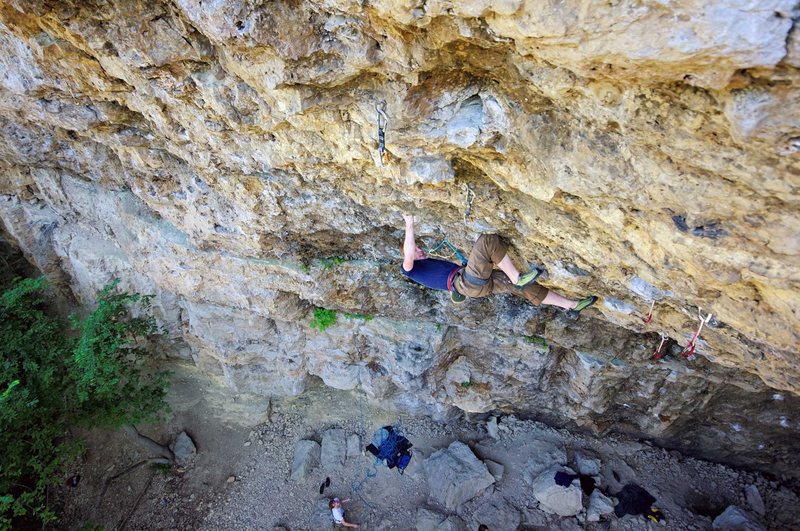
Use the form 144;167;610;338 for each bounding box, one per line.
401;258;460;291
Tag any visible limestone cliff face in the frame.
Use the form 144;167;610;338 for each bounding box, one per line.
0;0;798;475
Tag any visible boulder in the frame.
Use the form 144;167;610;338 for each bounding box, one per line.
346;434;362;460
744;485;765;515
486;416;499;440
416;507;445;531
463;496;521;531
423;441;495;511
586;490;615;522
290;440;320;481
484;459;504;482
712;506;764;531
438;516;465;531
321;429;347;469
531;465;583;516
416;507;465;531
171;431;196;467
522;441;568;484
575;452;601;476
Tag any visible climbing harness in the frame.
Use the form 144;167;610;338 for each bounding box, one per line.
376;101;390;167
427;237;468;266
463;183;476;225
652;332;669;360
642;300;655;324
680;308;713;361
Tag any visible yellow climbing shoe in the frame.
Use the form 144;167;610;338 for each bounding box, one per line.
515;267;543;287
567;295;598;318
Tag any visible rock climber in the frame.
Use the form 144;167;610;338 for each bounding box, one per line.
329;497;359;528
401;214;597;315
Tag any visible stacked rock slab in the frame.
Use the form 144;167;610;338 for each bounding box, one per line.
415;507;465;531
712;506;765;531
530;466;584;517
586;491;615;522
321;429;347;470
423;442;496;512
290;440;321;482
170;431;196;468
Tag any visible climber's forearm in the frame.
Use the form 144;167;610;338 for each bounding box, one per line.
402;214;416;270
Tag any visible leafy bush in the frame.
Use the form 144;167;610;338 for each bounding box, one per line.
320;257;345;270
309;307;337;331
0;278;169;528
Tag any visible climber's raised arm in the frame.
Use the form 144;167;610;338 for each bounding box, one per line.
402;213;418;272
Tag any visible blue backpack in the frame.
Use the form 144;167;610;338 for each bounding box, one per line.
366;426;413;473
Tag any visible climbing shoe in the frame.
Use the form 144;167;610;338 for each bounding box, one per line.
451;290;466;304
515;267;543;287
646;507;664;523
567;295;598;318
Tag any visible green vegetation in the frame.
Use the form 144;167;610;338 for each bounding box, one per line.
460;381;473;388
309;307;337;331
343;312;374;321
150;462;173;476
522;335;549;348
0;278;169;529
320;257;346;270
299;262;310;274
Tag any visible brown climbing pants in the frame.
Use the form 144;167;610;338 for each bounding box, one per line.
453;234;549;304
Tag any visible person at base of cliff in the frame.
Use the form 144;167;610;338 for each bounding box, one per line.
329;497;359;528
401;214;598;315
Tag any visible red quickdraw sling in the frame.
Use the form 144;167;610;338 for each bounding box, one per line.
680;309;713;361
642;300;655;324
652;333;668;360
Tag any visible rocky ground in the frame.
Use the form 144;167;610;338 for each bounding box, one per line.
55;364;800;530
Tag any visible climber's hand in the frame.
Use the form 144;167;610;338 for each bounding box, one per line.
402;213;415;226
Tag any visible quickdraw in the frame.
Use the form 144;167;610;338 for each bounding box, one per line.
463;183;475;225
642;300;655;324
652;332;668;360
376;101;390;167
427;237;468;266
680;308;713;361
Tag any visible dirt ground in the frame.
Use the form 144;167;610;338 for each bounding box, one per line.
55;362;800;530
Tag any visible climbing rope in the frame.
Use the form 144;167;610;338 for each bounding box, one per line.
652;332;668;360
349;390;377;511
427;237;468;266
680;308;713;361
349;420;410;513
376;101;390;167
350;460;379;511
463;183;475;226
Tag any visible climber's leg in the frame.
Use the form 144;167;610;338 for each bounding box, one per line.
497;254;521;283
455;234;507;297
541;291;578;309
465;234;507;280
489;271;549;304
